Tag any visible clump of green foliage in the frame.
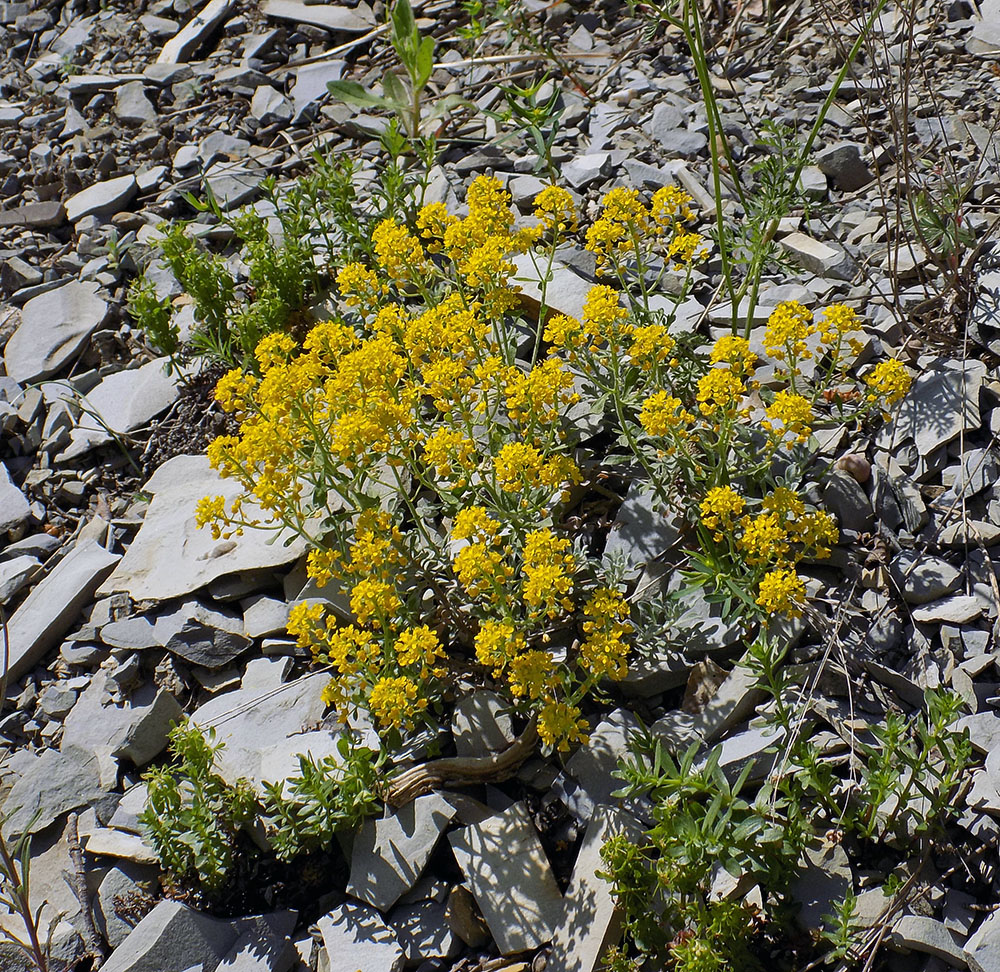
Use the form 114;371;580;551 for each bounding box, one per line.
600;638;973;972
262;737;384;861
140;721;255;893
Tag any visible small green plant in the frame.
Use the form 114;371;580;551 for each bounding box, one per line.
485;77;565;182
601;652;973;970
328;0;467;147
0;812;51;972
262;735;383;860
140;721;256;894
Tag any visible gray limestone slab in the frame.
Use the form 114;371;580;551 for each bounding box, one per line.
547;806;642;972
348;793;456;911
317;902;404;972
0;462;29;534
4;280;108;383
97;454;311;602
4;539;120;682
157;0;237;63
449;802;564;954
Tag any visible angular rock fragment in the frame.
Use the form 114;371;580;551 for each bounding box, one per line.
98;455;311;602
547;806;642;972
891;915;968;966
158;0;237;63
154;599;251;669
65;174;138;222
889;551;963;604
0;462;29;535
317;902;404;972
4;280;108;383
4;540;120;681
449;802;564;954
348;793;455;911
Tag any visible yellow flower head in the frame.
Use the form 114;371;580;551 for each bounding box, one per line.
710;335;757;376
764;300;815;363
474;619;524;673
700;486;745;538
696;367;745;417
543;314;584;349
350;578;401;625
865;358;911;407
629;324;675;367
533;185;577;236
639;390;690;438
369;675;427;730
756;568;806;618
336;262;383;314
538;700;589;751
763;390;813;444
395;625;443;667
416;202;458;252
651;185;695;226
254;332;297;371
508;650;557;699
372;218;425;281
451;506;500;542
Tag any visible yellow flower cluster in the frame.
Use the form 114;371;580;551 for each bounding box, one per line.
197;172;914;754
585;185;703;276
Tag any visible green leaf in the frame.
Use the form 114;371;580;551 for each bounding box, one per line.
414;34;435;90
327;80;391;110
390;0;417;56
382;70;409;111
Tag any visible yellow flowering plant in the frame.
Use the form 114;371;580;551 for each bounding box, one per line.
195;172;912;753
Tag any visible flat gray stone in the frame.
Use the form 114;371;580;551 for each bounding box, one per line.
262;0;376;33
815;141;872;191
821;469;874;533
0;462;29;534
99;900;235;972
790;841;852;932
157;0;237;63
250;85;292;125
95;863;160;948
966;907;1000;972
780;232;856;280
190;665;329;792
891;549;963;604
154;599;251;669
203;163;265;209
4;539;120;682
115;80;157;126
0;553;38;603
890;361;986;456
547;806;642;972
891;915;968;966
290;60;345;121
98;455;311;602
449;802;564;954
58;357;183;460
389;899;459;963
2;746;106;837
564;710;641;813
602;483;682;575
65;174;137;222
317;902;404;972
912;594;983;624
348;794;456;911
4;280;108;383
955;712;1000;755
451;690;514;757
218;910;298;972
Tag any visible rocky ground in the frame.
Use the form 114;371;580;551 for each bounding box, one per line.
2;0;1000;970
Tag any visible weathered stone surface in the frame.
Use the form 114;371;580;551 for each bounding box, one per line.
912;594;983;624
95;863;160;947
317;902;404;972
65;174;137;222
0;554;38;603
98;455;311;602
564;710;641;814
815;141;873;191
154;599;251;669
891;915;968;966
115;80;157;125
100;900;235;972
4;280;108;383
780;232;855;279
965;908;1000;972
889;361;986;456
58;357;183;460
4;539;120;682
190;665;329;791
389;899;460;963
449;802;564;954
790;841;852;931
348;793;456;911
889;551;963;604
250;85;293;124
158;0;237;63
1;746;106;836
0;200;65;229
547;807;642;972
85;828;159;865
262;0;376;33
0;462;29;534
451;690;514;757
